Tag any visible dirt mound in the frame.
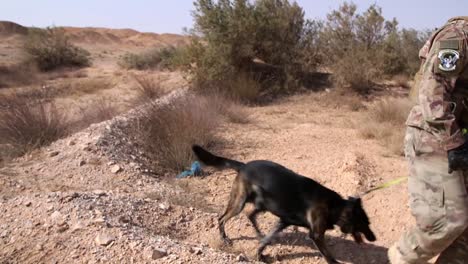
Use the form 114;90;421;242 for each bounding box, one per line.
0;21;27;36
62;26;189;47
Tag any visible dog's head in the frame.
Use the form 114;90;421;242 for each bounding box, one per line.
337;197;376;243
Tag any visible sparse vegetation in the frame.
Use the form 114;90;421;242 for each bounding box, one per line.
0;62;39;88
187;0;321;99
320;2;429;92
24;27;91;71
71;97;118;131
119;46;187;70
359;97;414;155
134;94;222;171
0;92;69;156
133;75;166;102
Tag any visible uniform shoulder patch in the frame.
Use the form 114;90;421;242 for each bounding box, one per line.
438;49;459;72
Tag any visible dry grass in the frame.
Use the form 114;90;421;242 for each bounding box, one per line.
71;97;118;131
312;89;366;112
0;92;69;156
207;93;252;124
134;94;222;171
133;75;166;102
0;63;39;88
359;97;414;155
392;74;410;89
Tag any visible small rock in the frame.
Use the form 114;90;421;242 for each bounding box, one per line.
107;161;116;166
95;233;115;246
0;230;8;238
78;160;86;166
93;190;106;196
35;243;44;251
71;221;86;232
49;151;60;157
57;224;69;233
145;247;167;260
68;140;76;146
190;247;203;255
24;201;32;207
50;211;62;221
236;254;247;262
110;165;122;174
158;203;170;211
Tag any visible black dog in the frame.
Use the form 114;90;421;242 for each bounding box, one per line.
192;145;376;264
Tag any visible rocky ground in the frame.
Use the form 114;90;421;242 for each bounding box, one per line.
0;90;413;264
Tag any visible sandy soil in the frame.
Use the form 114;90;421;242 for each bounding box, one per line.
0;21;415;264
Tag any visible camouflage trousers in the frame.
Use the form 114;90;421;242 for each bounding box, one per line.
397;127;468;264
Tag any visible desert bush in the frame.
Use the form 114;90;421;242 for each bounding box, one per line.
71;97;118;131
133;75;166;102
0;92;69;156
119;46;186;70
321;2;429;90
188;0;319;96
359;97;413;155
134;94;222;171
207;93;252;124
0;62;39;88
24;27;91;71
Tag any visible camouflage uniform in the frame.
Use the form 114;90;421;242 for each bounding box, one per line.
390;17;468;264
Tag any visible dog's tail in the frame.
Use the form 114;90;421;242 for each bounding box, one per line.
192;145;245;172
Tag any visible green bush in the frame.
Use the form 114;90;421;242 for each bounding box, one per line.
24;27;91;71
320;2;429;91
119;46;188;70
187;0;320;98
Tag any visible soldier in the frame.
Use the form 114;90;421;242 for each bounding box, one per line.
388;17;468;264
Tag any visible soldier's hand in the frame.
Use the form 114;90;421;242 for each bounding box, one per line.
448;142;468;173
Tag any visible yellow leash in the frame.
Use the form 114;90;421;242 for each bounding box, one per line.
361;176;408;196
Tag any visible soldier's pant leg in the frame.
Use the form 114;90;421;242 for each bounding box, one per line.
435;227;468;264
396;127;468;264
434;171;468;264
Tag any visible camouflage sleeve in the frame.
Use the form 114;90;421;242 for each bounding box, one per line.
417;27;467;151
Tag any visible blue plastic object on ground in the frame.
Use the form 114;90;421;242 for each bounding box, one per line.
176;161;203;179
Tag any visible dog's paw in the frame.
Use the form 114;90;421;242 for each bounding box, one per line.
222;237;233;246
255;253;266;262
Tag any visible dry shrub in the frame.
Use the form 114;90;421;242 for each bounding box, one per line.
196;73;262;103
119;46;182;70
313;89;366;112
359;97;413;155
0;93;69;156
134;94;222;171
207;93;252;124
0;63;39;88
331;50;383;93
24;27;91;71
393;74;410;89
48;77;113;98
71;97;118;131
133;75;166;102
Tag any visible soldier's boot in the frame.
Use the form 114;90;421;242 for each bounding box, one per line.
388;244;410;264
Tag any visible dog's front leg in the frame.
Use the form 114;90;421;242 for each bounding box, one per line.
307;209;340;264
309;231;340;264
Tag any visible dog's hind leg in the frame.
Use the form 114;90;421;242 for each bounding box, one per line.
218;175;248;245
255;220;289;261
247;208;264;239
